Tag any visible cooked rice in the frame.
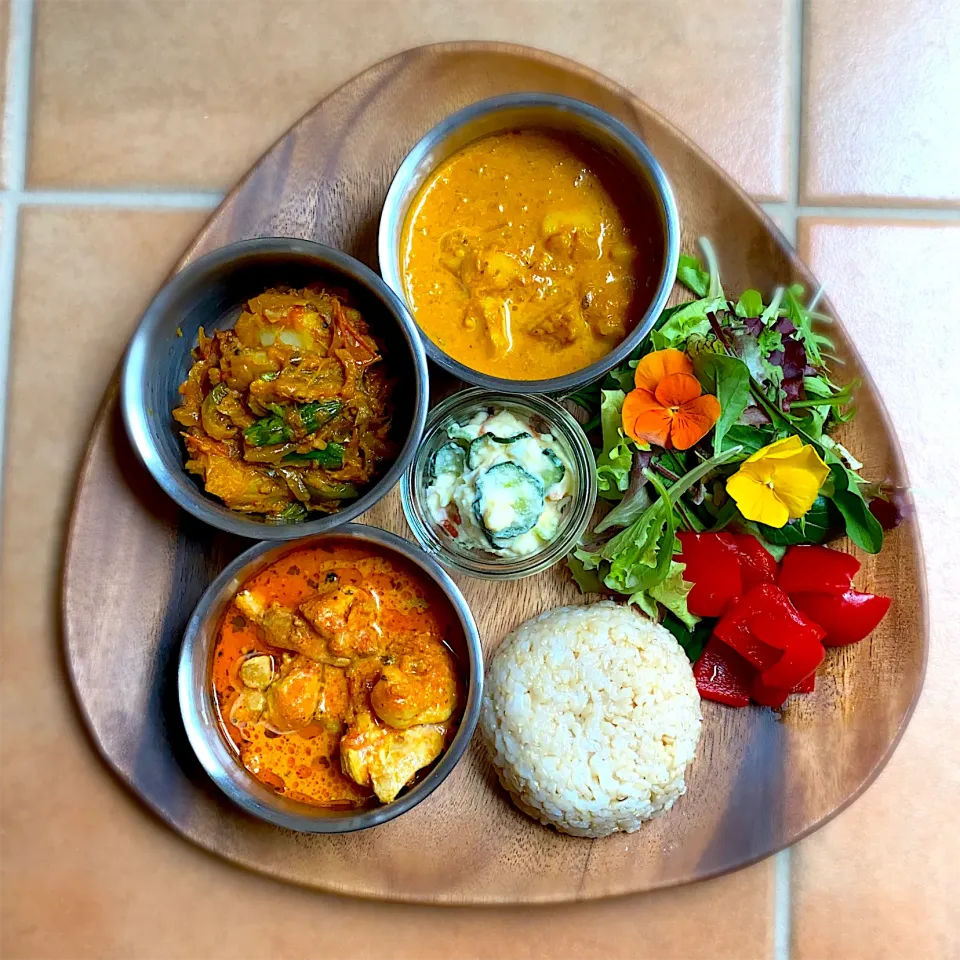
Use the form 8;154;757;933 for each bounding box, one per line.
480;602;702;838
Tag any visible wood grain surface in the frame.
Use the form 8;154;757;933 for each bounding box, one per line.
61;42;926;904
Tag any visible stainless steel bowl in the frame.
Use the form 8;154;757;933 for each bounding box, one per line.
122;238;429;539
178;524;483;833
378;93;680;395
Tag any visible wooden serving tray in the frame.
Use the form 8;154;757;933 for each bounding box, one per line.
62;42;926;904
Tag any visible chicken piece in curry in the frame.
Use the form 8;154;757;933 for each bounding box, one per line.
212;541;461;807
173;286;396;523
401;130;664;381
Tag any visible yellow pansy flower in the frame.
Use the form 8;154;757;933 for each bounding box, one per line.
726;435;830;528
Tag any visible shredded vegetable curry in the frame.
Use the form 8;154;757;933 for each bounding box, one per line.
213;541;462;807
173;286;396;523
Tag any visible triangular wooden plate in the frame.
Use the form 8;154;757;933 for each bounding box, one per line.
62;42;926;903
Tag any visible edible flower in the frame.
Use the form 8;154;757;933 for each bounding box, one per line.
726;436;829;528
621;349;720;450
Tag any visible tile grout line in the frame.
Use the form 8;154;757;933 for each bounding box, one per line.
8;188;225;208
772;0;806;957
763;201;960;222
1;0;31;191
0;0;35;519
774;846;793;960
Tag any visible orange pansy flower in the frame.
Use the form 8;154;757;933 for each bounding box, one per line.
622;349;721;450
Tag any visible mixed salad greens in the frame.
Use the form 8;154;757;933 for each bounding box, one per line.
567;239;904;652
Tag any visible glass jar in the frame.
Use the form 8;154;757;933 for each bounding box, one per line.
401;388;597;580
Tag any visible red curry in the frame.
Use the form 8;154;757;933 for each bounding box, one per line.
212;540;462;808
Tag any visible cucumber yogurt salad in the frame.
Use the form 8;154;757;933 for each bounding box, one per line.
425;409;575;558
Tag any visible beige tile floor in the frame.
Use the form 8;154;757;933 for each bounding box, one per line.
1;2;958;958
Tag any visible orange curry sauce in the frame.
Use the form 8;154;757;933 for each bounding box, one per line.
211;541;462;808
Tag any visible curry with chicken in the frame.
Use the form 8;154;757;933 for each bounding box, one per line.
212;540;462;807
401;130;662;380
173;286;396;523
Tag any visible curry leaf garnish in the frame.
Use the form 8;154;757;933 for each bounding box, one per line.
282;442;345;469
265;502;309;524
244;414;290;447
297;399;342;434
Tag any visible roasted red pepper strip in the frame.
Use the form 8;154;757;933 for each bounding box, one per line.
751;671;817;708
714;591;783;670
779;545;860;596
791;589;891;646
730;534;778;591
677;532;743;617
758;627;824;689
715;584;825;690
693;637;754;707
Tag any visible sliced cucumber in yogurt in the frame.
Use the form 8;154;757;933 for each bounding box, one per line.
430;441;466;481
473;462;544;547
536;448;566;488
467;432;532;471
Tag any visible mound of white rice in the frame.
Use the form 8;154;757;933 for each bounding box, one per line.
480;602;702;838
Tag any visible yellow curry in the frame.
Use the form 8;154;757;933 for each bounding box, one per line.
213;541;461;808
401;130;662;380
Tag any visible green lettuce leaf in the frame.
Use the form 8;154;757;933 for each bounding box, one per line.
602;471;676;594
650;296;727;351
628;588;661;621
721;423;775;457
594;472;653;533
755;495;836;546
735;289;764;318
595;449;742;595
783;284;834;367
757;327;784;357
565;553;605;594
692;353;752;455
824;462;884;554
648;560;698;628
677;254;710;297
595;389;634;501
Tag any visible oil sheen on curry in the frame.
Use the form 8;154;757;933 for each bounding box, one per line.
212;540;462;808
401;130;662;380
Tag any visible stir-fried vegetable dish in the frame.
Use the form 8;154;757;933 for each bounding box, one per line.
172;286;396;523
213;541;462;807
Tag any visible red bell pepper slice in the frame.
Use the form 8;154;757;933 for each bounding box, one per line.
751;671;817;708
779;545;860;596
714;589;784;669
729;534;778;591
677;532;743;617
791;589;891;646
715;584;825;690
758;629;824;689
693;637;754;707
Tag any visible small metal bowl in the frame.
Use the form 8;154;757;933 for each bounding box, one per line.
378;93;680;395
178;524;483;833
121;238;428;539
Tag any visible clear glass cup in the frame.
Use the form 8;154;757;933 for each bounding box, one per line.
401;388;597;580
